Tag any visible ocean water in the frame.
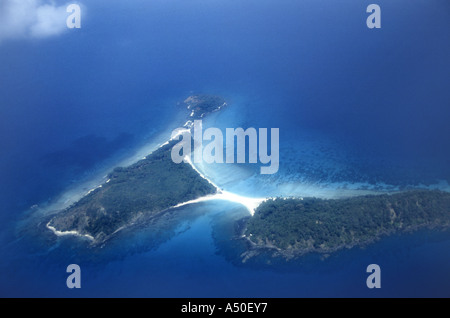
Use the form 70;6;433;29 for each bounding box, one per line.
0;0;449;297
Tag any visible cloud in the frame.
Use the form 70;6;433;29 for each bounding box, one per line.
0;0;73;43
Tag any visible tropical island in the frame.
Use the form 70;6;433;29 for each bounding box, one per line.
46;95;225;244
46;94;450;262
242;190;450;260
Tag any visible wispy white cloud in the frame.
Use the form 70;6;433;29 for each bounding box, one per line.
0;0;75;43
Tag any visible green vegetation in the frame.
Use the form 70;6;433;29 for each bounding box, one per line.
48;140;217;243
48;94;226;243
245;190;450;256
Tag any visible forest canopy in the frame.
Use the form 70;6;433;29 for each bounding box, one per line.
245;190;450;255
48;140;217;243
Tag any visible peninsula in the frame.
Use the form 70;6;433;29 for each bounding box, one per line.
47;95;226;244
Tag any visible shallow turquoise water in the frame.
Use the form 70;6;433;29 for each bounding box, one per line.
0;0;449;297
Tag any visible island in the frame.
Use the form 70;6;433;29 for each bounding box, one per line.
242;190;450;260
46;95;226;244
46;94;450;262
184;94;226;119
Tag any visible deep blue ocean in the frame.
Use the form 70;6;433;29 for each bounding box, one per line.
0;0;449;297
